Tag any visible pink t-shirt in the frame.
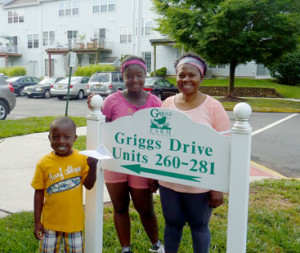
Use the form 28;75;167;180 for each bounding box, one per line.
159;94;231;193
102;91;162;121
101;91;162;187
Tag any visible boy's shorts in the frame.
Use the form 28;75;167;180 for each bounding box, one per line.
104;170;149;189
39;229;83;253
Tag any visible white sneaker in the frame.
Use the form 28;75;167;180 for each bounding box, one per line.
149;243;165;253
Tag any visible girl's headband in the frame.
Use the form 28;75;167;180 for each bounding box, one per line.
121;59;147;74
176;57;205;76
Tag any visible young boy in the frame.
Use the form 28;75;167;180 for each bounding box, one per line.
31;116;98;253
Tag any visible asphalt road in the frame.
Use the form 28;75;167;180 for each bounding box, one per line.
6;96;300;178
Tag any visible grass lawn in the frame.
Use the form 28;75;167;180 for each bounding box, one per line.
0;116;87;138
167;77;300;99
0;179;299;252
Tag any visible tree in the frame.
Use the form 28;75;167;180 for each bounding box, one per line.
153;0;300;97
269;47;300;85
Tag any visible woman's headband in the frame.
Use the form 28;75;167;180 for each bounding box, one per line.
176;57;205;76
121;59;147;74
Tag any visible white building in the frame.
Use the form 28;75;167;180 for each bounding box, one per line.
0;0;270;78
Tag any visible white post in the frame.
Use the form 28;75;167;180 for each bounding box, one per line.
85;95;105;253
226;102;252;253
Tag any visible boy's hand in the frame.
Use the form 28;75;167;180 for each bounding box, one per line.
148;179;159;193
209;190;223;208
34;221;45;240
87;157;98;169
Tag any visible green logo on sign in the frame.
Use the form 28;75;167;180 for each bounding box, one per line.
150;109;172;136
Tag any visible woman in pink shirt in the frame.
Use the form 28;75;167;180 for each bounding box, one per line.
158;53;231;253
88;56;164;253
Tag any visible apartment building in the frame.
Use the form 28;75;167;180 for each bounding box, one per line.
0;0;270;78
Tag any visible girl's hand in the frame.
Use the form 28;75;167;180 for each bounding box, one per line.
34;221;45;240
209;190;223;208
148;179;159;193
87;94;95;110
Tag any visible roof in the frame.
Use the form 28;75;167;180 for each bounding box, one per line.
100;57;118;64
3;0;38;8
149;38;177;46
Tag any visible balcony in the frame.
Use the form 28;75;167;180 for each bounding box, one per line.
0;45;18;54
45;38;110;50
45;38;112;56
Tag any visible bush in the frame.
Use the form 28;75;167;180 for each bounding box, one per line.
74;64;115;77
150;67;167;77
269;50;300;86
0;66;26;76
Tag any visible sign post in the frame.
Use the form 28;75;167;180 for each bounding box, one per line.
65;52;76;116
85;95;105;253
85;96;252;253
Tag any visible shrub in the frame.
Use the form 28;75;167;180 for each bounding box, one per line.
74;64;115;77
0;66;26;76
269;50;300;86
0;67;9;76
150;67;167;77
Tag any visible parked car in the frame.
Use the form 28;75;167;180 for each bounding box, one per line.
51;76;90;100
23;77;65;98
6;76;40;96
87;72;125;97
0;76;16;120
0;73;8;80
143;77;178;100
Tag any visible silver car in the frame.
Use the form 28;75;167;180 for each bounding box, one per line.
0;76;16;120
50;76;90;100
24;77;65;98
87;72;125;97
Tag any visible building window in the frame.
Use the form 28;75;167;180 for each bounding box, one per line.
89;56;95;65
142;18;153;36
43;31;55;46
45;59;55;76
28;61;38;76
94;28;106;47
142;52;151;73
59;0;79;16
8;10;24;23
93;0;115;13
120;27;132;43
77;56;82;66
28;34;39;49
67;30;77;48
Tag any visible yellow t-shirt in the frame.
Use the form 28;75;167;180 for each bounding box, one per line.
31;149;90;232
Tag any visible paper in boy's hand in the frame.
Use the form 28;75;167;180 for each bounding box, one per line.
79;144;113;160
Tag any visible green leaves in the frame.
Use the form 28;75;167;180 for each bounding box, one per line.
153;0;300;94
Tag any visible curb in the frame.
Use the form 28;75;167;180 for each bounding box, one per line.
250;161;286;178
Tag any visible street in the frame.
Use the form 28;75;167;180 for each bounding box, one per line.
6;96;300;178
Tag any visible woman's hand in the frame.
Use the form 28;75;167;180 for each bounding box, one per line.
148;179;159;193
209;190;223;208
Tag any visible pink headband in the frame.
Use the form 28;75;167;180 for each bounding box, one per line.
176;57;205;76
121;59;147;74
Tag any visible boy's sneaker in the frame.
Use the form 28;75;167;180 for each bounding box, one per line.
122;246;132;253
149;240;165;253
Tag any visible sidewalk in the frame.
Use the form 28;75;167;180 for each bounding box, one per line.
0;127;284;218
